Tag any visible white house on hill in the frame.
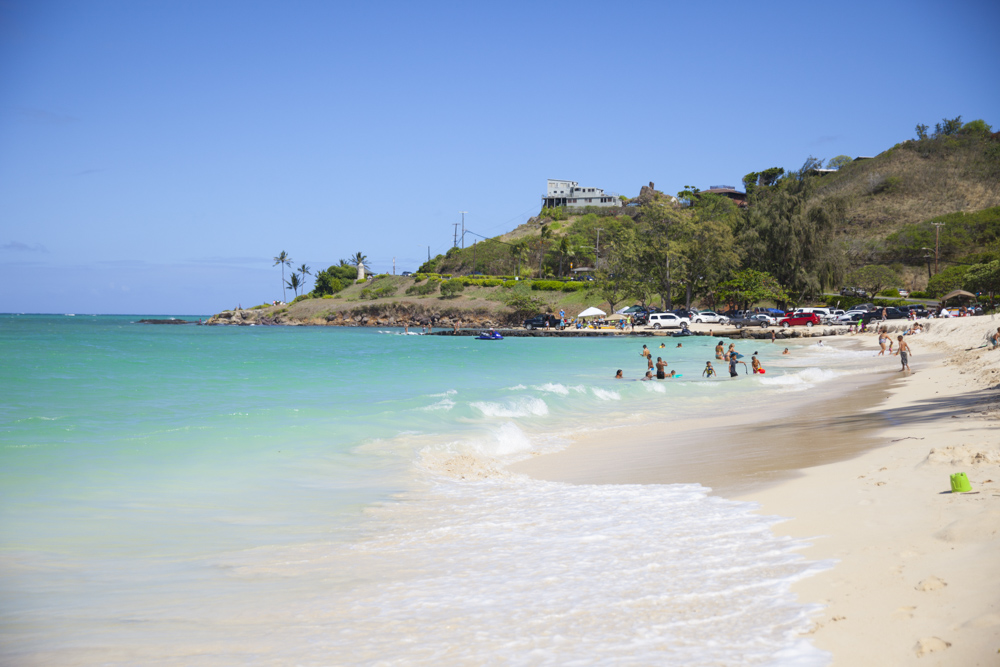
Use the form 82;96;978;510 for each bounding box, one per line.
542;179;621;209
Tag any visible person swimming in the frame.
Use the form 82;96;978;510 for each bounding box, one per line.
659;343;666;348
676;343;682;348
782;348;790;355
615;369;623;379
641;370;654;381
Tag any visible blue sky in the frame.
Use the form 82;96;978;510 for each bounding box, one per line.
1;0;997;314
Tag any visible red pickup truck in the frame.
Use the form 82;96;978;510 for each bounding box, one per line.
778;312;821;328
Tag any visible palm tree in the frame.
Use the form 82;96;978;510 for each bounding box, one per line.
285;273;303;297
296;264;311;292
510;241;528;277
557;237;573;277
273;251;292;302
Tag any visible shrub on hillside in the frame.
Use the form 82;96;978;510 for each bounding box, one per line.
360;285;398;299
877;288;900;297
909;291;930;299
530;280;569;291
561;282;585;292
405;282;438;296
439;279;465;298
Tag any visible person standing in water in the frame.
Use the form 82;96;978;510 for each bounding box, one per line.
715;340;725;359
896;335;912;371
703;362;717;378
655;357;667;379
751;355;762;374
878;329;889;356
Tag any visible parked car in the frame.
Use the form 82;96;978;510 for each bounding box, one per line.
904;305;930;318
839;287;869;297
835;312;865;324
779;312;822;327
692;310;730;324
523;314;560;330
860;307;908;325
731;313;776;329
647;312;690;329
400;271;412;276
898;289;909;297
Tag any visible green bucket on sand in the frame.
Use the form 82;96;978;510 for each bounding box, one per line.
950;472;972;493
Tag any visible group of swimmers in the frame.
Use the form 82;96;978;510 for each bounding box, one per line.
616;340;768;380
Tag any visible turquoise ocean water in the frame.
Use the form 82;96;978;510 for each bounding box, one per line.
1;314;875;665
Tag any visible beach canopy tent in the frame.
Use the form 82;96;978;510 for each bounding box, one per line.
604;313;627;321
577;306;607;318
940;289;977;302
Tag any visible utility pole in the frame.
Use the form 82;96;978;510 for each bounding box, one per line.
428;246;431;262
453;223;459;248
460;211;468;249
473;240;477;273
392;257;396;275
932;222;945;275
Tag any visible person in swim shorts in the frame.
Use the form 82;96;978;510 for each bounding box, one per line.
895;335;912;371
655;357;667;379
751;355;761;374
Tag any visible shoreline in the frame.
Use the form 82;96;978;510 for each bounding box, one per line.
511;317;1000;663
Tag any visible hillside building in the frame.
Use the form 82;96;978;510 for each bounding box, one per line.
542;179;622;209
699;185;748;208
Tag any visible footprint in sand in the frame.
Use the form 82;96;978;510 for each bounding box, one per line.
914;636;951;656
915;576;947;591
893;606;916;619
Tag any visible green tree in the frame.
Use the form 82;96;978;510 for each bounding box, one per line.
736;180;844;300
962;260;1000;304
826;155;853;170
715;269;788;310
934;116;963;137
914;124;929;141
675;194;742;308
926;265;970;297
273;251;292;302
296;263;311;291
845;264;899;296
961;119;993;135
439;278;465;298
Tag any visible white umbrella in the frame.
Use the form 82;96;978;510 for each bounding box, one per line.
577;306;607;318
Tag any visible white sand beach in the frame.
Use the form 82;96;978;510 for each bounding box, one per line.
513;316;1000;664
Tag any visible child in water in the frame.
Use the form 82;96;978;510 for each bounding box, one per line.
703;362;717;378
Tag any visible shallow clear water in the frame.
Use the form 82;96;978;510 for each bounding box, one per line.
1;315;873;665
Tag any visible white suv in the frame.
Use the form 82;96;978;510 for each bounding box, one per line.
648;313;691;329
692;310;730;324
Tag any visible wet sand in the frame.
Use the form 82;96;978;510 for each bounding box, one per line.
510;367;903;496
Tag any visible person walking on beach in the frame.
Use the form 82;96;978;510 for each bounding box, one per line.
895;335;912;372
655;357;667;379
990;327;1000;350
703;362;717;378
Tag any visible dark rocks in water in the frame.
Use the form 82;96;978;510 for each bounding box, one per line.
137;319;195;325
